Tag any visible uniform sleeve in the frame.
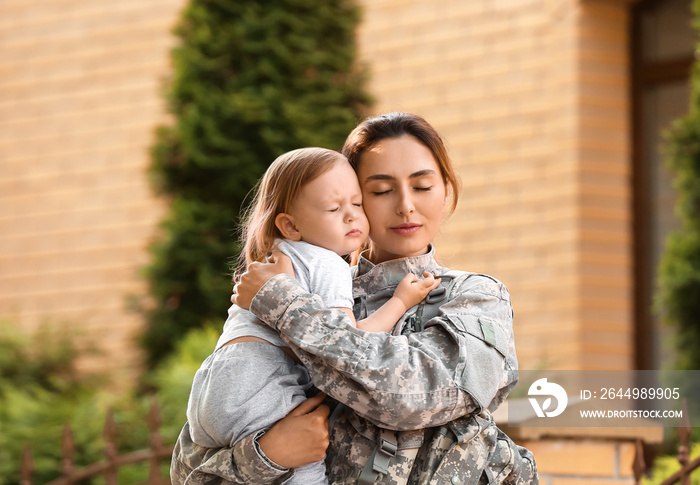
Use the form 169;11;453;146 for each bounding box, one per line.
249;273;518;431
170;424;293;484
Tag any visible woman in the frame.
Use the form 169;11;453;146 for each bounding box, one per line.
171;112;538;484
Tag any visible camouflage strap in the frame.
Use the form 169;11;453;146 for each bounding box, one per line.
357;428;398;485
412;270;470;331
327;402;347;440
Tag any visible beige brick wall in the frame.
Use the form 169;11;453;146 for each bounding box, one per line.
577;0;634;370
356;0;634;371
0;0;186;384
523;439;637;483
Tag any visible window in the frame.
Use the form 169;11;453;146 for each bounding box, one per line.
632;0;695;369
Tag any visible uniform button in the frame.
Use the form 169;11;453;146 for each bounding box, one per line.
451;476;460;484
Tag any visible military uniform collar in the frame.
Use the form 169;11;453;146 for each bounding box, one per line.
352;245;443;296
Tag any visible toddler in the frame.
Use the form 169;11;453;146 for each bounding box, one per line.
184;148;439;484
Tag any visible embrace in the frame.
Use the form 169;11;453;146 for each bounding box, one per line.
171;112;539;484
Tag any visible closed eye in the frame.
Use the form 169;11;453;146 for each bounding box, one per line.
328;207;339;212
414;186;432;191
372;189;392;196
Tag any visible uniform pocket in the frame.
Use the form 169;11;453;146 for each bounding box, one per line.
485;429;539;484
444;314;507;411
426;413;496;485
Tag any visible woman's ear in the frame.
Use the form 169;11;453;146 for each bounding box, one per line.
275;213;302;241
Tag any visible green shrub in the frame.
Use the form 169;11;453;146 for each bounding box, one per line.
658;114;700;372
0;323;218;485
0;325;104;484
642;441;700;485
0;324;78;391
655;0;700;443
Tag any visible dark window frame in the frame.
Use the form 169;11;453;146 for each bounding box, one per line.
631;0;694;370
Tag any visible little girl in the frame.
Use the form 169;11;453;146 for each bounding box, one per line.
182;148;439;484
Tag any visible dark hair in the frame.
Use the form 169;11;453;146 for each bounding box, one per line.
341;112;461;214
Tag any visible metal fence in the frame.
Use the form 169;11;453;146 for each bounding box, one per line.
20;400;174;485
634;399;700;485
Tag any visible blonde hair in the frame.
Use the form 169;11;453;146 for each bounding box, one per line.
237;147;347;277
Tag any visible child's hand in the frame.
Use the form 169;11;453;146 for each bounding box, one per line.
393;271;441;311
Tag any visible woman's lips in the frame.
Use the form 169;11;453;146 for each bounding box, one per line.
390;223;421;235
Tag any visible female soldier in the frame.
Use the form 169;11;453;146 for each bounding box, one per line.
171;112;538;484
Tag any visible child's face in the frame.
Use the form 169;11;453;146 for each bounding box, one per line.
287;161;369;256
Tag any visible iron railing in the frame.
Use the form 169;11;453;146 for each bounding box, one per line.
20;400;174;485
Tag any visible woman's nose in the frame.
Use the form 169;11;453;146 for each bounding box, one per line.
396;190;415;215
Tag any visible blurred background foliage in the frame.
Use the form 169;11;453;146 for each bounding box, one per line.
141;0;371;368
0;323;218;484
642;442;700;485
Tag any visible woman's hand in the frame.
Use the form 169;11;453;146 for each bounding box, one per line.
393;271;441;311
232;252;294;309
257;393;330;468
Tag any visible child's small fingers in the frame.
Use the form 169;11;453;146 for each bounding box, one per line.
417;277;437;290
402;273;417;284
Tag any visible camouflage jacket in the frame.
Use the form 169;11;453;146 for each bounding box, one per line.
171;248;538;484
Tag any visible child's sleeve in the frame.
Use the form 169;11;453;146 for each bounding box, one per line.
308;251;354;310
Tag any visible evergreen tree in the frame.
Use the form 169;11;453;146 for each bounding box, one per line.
143;0;371;367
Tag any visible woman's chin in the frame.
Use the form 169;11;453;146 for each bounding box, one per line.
371;239;431;262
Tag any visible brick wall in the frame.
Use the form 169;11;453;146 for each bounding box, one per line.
576;0;634;370
0;0;186;384
526;439;637;484
355;0;635;371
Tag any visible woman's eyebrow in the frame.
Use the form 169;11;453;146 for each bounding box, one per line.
409;169;438;178
364;174;394;182
364;169;437;183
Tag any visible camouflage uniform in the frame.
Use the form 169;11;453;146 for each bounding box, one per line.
171;247;538;484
